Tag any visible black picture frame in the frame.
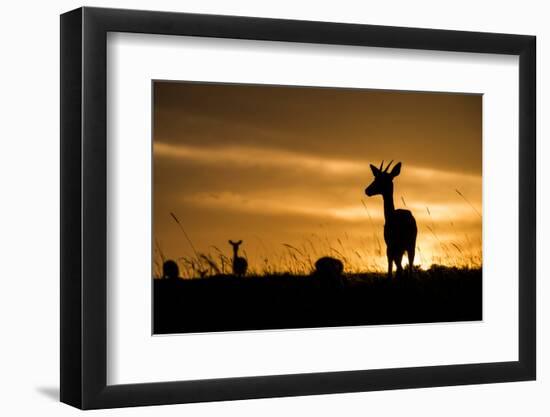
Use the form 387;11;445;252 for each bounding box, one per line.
60;6;536;410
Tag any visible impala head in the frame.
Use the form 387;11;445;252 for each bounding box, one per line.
228;240;243;252
365;160;402;197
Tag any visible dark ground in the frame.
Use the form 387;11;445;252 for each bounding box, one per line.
153;265;482;334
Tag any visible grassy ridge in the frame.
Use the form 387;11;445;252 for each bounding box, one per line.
155;203;482;279
153;265;482;334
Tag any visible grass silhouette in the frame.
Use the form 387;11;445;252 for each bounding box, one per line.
154;264;481;334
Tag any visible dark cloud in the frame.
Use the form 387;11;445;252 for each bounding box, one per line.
154;81;482;174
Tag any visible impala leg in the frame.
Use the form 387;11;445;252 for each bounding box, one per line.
395;253;404;278
407;247;415;277
386;249;393;279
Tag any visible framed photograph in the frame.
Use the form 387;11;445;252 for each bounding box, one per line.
60;6;536;409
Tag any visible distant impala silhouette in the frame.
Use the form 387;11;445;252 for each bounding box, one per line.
228;240;248;277
365;161;417;278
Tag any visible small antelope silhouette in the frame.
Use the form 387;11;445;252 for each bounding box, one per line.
228;240;248;277
314;257;344;277
365;161;417;278
313;256;344;290
162;260;180;280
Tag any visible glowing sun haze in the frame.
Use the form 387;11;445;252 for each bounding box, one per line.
153;81;482;276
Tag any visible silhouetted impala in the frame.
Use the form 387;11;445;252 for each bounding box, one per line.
365;161;417;278
228;240;248;277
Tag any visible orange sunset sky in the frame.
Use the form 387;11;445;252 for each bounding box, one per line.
153;81;482;277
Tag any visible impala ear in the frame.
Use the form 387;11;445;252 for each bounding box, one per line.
228;240;234;245
370;164;380;177
390;162;402;178
237;240;243;245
